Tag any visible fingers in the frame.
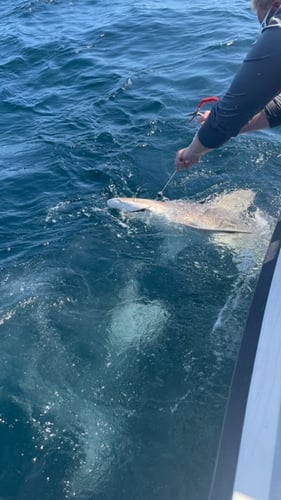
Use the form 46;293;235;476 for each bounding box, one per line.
176;157;190;171
175;135;208;171
198;110;210;126
175;151;186;171
175;148;200;171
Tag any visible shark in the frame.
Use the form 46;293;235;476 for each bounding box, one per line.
107;189;256;233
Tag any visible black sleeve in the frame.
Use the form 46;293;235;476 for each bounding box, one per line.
264;93;281;127
198;27;281;149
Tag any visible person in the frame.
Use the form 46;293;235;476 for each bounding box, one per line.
175;0;281;171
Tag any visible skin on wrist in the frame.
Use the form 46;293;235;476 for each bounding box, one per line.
188;134;212;156
240;110;269;133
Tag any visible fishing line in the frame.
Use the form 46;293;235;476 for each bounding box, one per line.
157;170;177;200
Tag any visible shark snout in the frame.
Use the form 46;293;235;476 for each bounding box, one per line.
107;198;149;212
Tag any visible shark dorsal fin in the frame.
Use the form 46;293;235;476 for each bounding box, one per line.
210;189;255;212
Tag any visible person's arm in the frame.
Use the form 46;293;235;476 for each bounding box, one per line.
176;25;281;169
198;27;281;147
175;110;270;170
263;93;281;127
240;110;270;133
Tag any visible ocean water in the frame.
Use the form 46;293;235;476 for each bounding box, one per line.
1;1;281;499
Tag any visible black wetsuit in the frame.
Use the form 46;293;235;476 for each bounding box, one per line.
198;7;281;149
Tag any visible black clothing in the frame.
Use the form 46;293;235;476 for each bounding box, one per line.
198;7;281;149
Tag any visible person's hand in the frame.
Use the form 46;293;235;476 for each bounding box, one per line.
175;147;202;171
198;110;210;126
175;134;212;171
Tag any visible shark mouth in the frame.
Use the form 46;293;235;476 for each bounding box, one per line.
107;198;150;213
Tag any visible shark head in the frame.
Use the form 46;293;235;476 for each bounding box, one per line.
107;197;167;214
107;197;151;212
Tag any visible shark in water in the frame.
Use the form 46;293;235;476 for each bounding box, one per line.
107;189;256;233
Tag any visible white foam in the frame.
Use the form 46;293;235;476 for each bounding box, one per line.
109;280;169;355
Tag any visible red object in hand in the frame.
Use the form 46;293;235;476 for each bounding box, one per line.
187;96;219;122
197;96;219;109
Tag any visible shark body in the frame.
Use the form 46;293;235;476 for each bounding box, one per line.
107;189;255;233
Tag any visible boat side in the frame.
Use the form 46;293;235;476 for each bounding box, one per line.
208;214;281;500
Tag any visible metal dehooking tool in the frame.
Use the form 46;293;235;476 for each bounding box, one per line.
187;95;219;122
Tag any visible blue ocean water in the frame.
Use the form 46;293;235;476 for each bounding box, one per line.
1;1;281;499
